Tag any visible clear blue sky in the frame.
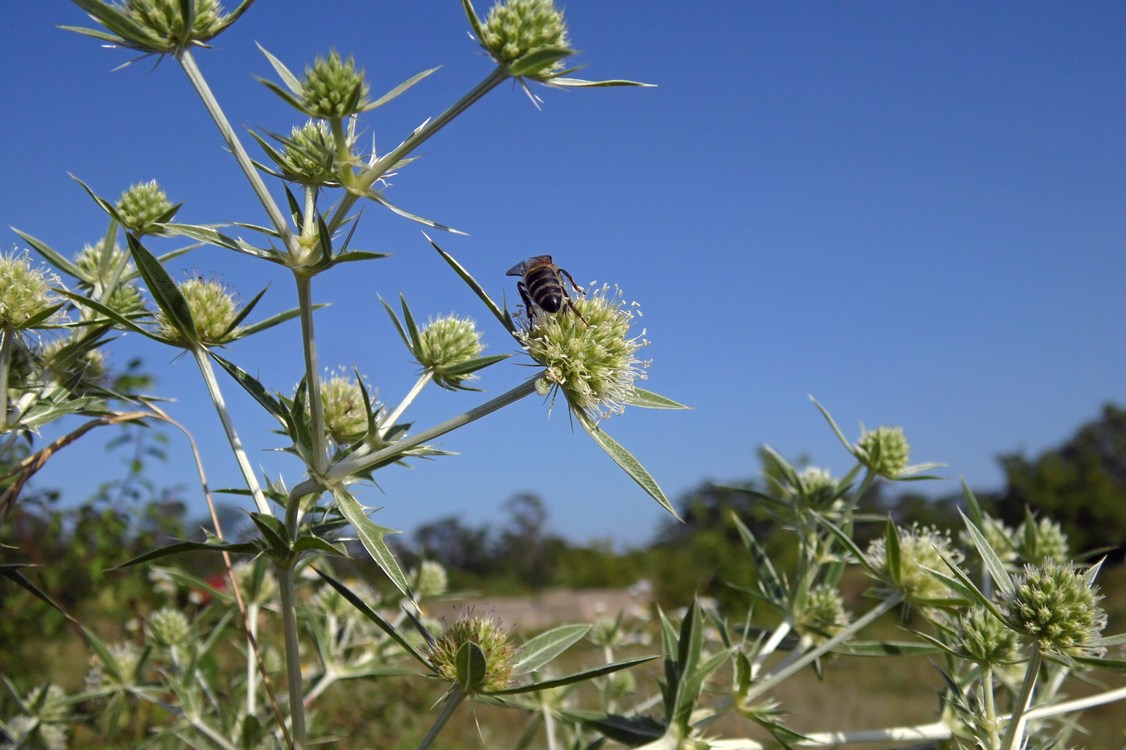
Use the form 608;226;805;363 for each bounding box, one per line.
3;2;1124;547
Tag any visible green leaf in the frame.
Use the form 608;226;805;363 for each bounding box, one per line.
625;388;689;410
315;567;432;668
491;655;655;696
256;43;303;96
575;410;679;520
332;487;411;598
0;564;70;617
731;513;785;603
363;66;440;111
512;624;590;675
113;540;258;569
125;234;197;343
380;294;414;352
548;77;657;89
364;189;465;234
507;47;574;78
959;510;1014;595
235;304;311;339
249;512;291;556
426;235;513;332
461;0;485;43
12;229;84;280
437;353;511;377
161;223;276;261
455;641;488;692
832;640;943;656
210;353;290;425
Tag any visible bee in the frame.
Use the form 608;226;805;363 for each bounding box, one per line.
506;255;587;323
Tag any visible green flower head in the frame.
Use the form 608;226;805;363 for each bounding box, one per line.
855;425;910;478
427;615;515;694
999;559;1107;656
793;586;850;643
0;252;61;330
116;180;176;235
416;315;486;390
956;606;1019;666
866;523;963;605
277;120;339;185
1015;515;1070;564
302;50;370;120
319;371;375;444
147;606;191;649
478;0;572;78
156;276;240;346
123;0;225;48
518;283;650;421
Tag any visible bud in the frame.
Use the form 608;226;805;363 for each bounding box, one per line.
147;606;192;648
231;561;278;607
999;560;1107;656
855;425;910;478
956;606;1018;666
41;340;108;392
1015;516;1070;564
123;0;225;50
414;560;449;599
416;315;485;390
517;283;650;421
427;615;515;693
866;524;962;605
278;120;339;185
116;180;175;235
0;252;60;330
479;0;570;76
302;51;370;120
793;586;850;643
319;371;372;444
156;277;239;346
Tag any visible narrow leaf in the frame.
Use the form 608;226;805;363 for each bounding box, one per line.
491;655;655;696
959;510;1014;595
332;487;411;598
113;540;258;568
576;411;679;519
364;66;440;111
626;388;690;410
512;624;590;675
256;43;303;95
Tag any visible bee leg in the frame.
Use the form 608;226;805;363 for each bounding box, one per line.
516;281;536;319
556;266;585;296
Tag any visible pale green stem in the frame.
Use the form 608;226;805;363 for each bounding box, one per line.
381;370;433;437
0;328;13;430
749;617;794;679
1021;684;1126;722
417;686;467;750
983;666;1000;750
291;372;542;498
176;49;296;255
190;347;272;516
795;721;948;747
744;592;903;704
327;66;509;235
190;716;242;750
295;275;329;482
277;567;307;749
246;602;260;718
1000;644;1042;750
543;703;559;750
303;669;338;707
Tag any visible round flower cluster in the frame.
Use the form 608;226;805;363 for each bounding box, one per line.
999;560;1107;656
517;283;649;421
319;371;372;444
147;607;191;649
855;425;910;478
279;120;338;185
427;615;514;694
302;51;369;120
1015;516;1070;564
479;0;570;74
123;0;225;49
866;524;963;604
793;586;850;643
116;180;174;235
956;606;1018;666
416;315;485;390
414;560;449;599
156;277;239;346
0;252;59;330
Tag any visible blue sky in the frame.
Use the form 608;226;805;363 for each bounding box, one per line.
3;2;1124;547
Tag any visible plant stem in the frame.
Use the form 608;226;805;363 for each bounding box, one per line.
326;66;509;235
750;617;793;679
983;666;1000;750
381;370;433;436
0;329;13;430
1000;644;1042;750
277;566;307;748
176;49;295;255
191;347;272;516
744;592;902;703
416;687;467;750
295;275;328;479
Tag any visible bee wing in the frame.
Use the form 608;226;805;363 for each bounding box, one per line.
505;260;527;276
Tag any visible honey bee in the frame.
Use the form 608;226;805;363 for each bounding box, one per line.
506;255;587;323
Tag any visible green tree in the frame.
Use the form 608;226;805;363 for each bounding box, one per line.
993;402;1126;555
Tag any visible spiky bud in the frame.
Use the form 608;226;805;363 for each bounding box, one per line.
956;606;1019;666
41;340;108;393
278;120;339;185
156;277;239;346
302;51;370;120
427;616;515;694
147;607;191;649
123;0;225;50
855;425;910;478
1015;516;1070;564
116;180;175;235
414;560;449;599
416;315;485;390
319;371;371;444
518;283;650;421
479;0;570;76
866;524;963;605
794;586;850;643
999;560;1107;656
0;252;60;330
231;561;278;606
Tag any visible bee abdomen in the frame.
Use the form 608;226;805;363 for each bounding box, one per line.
525;266;564;312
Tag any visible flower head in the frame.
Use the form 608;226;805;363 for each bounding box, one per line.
0;252;60;330
319;371;374;444
414;560;449;599
866;523;963;605
956;606;1019;666
793;586;850;643
477;0;572;78
116;180;176;235
122;0;226;49
855;425;910;478
1015;515;1070;564
147;606;191;649
427;615;515;694
517;283;649;421
155;276;239;346
275;120;339;185
416;315;486;390
302;51;370;120
999;560;1107;656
